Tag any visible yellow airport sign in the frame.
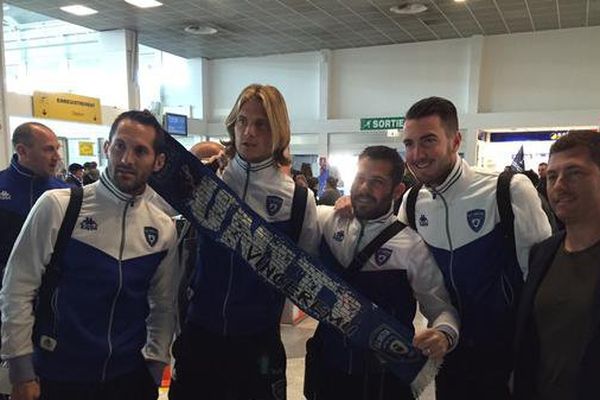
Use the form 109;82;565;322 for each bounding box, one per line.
79;141;95;156
33;91;102;124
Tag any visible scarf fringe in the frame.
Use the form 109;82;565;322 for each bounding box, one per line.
410;357;442;398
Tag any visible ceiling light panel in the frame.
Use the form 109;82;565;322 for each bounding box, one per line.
60;5;98;16
123;0;163;8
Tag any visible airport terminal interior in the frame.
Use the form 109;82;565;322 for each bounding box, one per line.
0;0;599;399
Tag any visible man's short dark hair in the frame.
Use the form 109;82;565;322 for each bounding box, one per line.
12;122;53;148
68;163;84;173
538;162;548;167
405;96;459;135
358;146;405;186
109;110;166;154
550;130;600;168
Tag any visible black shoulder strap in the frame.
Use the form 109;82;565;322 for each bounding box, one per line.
406;183;422;230
347;220;406;273
496;170;515;250
34;186;83;344
47;186;84;274
290;184;308;244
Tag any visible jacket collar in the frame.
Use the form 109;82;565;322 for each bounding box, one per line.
10;154;39;179
232;154;276;173
98;169;143;205
424;157;471;199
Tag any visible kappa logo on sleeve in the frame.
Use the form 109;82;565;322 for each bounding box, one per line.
144;226;159;247
467;209;486;232
0;190;11;200
418;214;429;227
266;196;283;216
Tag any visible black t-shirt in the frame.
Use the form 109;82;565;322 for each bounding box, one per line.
534;240;600;400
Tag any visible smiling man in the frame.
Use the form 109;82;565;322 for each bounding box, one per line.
514;130;600;400
305;146;458;400
0;110;178;400
398;97;551;399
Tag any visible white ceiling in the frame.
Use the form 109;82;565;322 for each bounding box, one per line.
5;0;600;59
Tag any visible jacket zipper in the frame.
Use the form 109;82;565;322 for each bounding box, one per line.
346;222;365;374
222;168;252;335
51;289;60;336
101;200;130;381
439;192;462;314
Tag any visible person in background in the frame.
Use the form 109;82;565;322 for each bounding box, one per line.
537;162;548;201
317;176;341;206
169;84;320;400
0;110;178;400
0;122;68;270
83;161;100;185
318;156;342;197
514;130;600;400
65;163;84;187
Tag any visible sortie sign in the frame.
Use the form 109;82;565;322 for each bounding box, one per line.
360;117;405;131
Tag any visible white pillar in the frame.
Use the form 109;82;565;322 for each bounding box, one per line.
98;29;139;110
318;49;332;157
0;0;11;167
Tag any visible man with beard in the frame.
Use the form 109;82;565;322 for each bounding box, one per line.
514;130;600;399
1;110;178;400
305;146;459;400
399;97;552;399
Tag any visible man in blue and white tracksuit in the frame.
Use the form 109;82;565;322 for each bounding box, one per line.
305;146;459;400
1;111;178;400
169;84;319;400
399;97;552;399
0;123;68;270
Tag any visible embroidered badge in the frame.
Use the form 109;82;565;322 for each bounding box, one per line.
80;217;98;231
0;190;11;200
333;230;345;242
266;196;283;216
144;226;159;247
467;209;486;233
374;248;393;266
418;214;429;227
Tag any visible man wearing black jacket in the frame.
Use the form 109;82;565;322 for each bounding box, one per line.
514;130;600;400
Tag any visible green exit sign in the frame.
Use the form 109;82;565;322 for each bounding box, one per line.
360;117;405;131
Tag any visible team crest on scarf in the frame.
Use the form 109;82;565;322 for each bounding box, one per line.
266;196;283;216
467;209;486;233
374;247;393;266
144;226;159;247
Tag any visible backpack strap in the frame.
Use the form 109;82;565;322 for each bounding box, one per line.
290;184;308;244
496;170;516;252
405;183;422;230
34;186;83;346
347;220;406;273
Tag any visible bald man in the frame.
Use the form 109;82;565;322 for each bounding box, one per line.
0;122;68;269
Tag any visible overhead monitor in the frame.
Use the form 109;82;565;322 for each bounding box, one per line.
164;113;188;136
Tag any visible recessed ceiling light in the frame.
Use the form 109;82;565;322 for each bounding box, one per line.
123;0;163;8
454;0;466;2
60;5;98;16
390;3;428;15
184;25;218;35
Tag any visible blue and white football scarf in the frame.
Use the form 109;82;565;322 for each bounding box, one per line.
149;134;439;395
